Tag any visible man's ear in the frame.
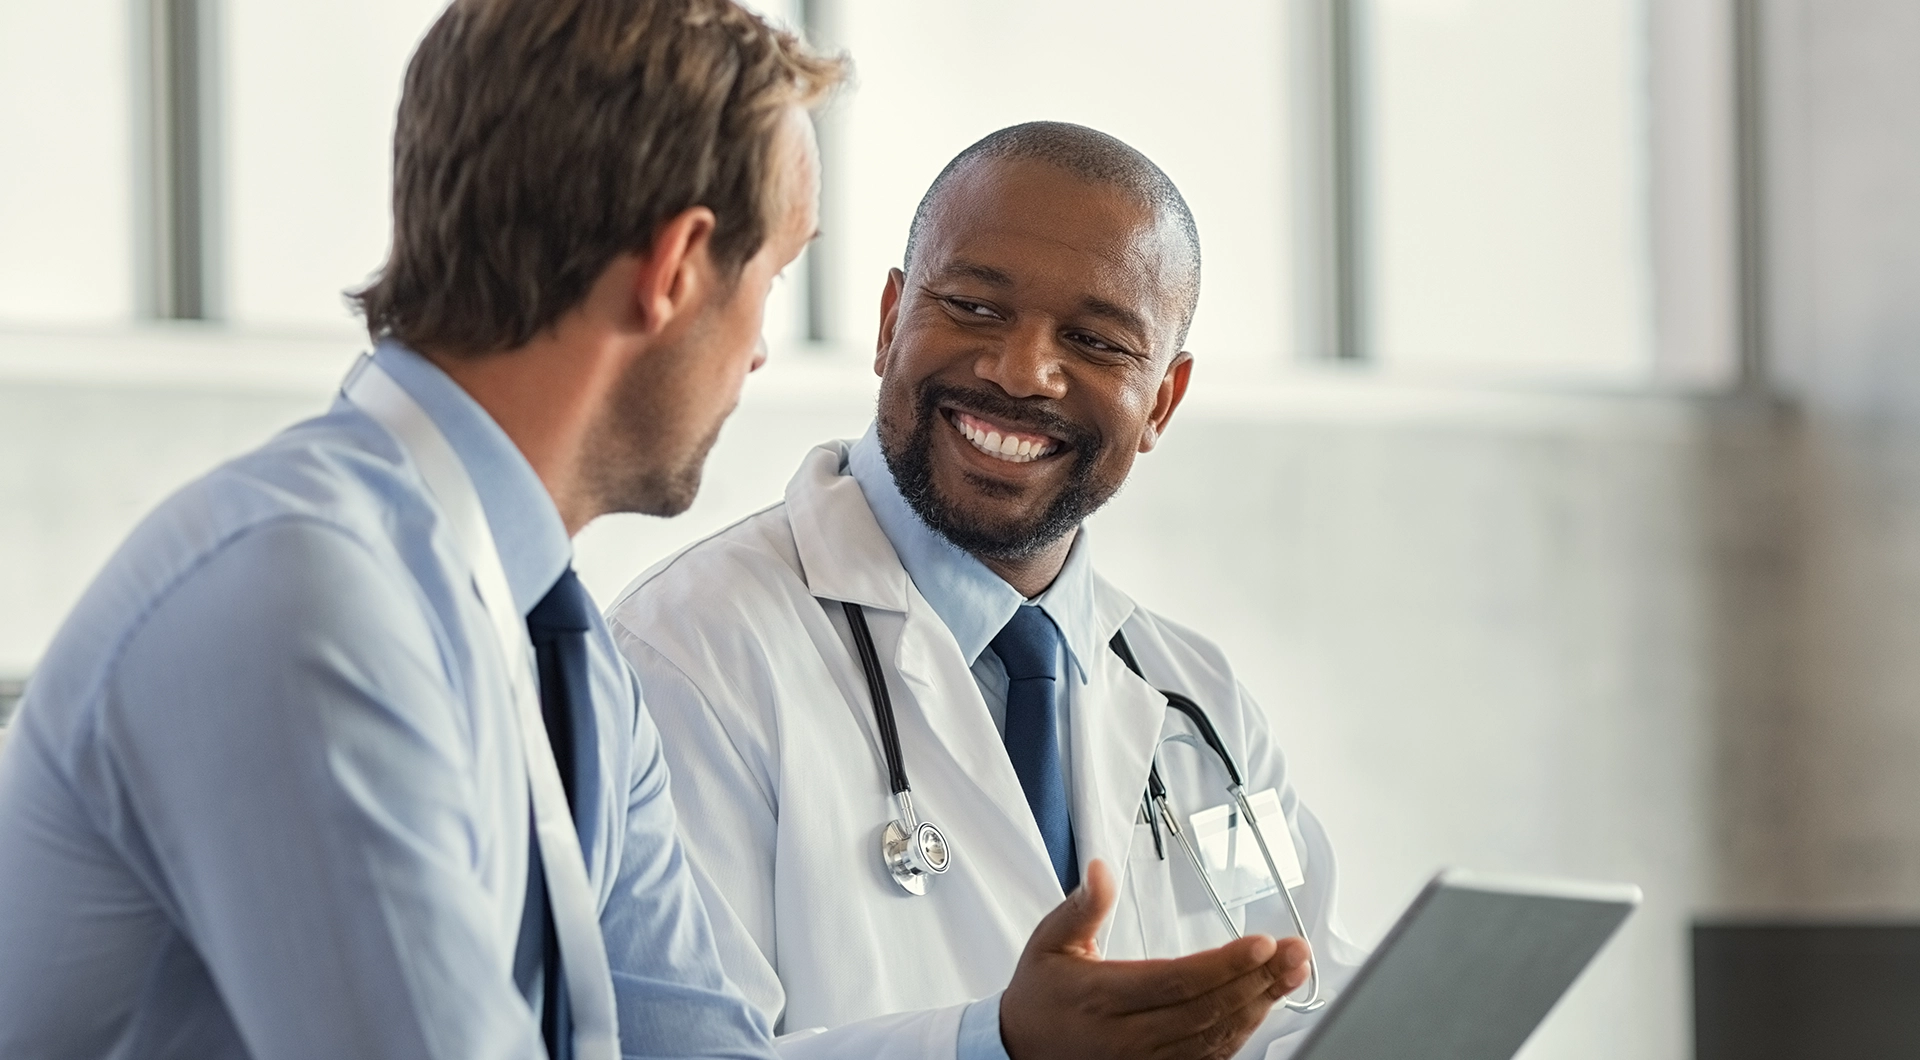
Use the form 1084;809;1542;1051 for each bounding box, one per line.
1139;351;1193;453
873;268;907;377
632;206;719;335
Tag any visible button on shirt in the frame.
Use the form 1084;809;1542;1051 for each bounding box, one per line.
0;342;774;1060
846;424;1104;1060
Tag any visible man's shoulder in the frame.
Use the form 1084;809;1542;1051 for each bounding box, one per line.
30;409;438;713
126;409;424;588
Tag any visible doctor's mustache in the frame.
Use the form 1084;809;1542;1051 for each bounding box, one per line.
915;380;1104;459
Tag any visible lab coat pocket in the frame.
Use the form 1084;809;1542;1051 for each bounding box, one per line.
1114;821;1186;960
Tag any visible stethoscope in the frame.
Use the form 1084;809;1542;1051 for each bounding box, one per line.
840;601;1325;1012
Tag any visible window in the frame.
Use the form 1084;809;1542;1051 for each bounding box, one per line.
222;0;448;330
819;0;1298;369
1365;0;1655;381
1;0;1732;387
0;0;137;324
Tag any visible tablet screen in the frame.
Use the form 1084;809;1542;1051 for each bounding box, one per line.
1295;869;1640;1060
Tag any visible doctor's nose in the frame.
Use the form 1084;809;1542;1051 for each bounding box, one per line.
750;333;769;373
975;325;1067;401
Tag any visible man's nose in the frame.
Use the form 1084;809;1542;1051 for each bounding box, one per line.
750;333;769;373
975;323;1067;400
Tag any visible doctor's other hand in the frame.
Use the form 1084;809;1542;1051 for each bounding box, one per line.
999;859;1311;1060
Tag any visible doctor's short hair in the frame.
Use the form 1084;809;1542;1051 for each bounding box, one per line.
902;122;1203;350
350;0;844;356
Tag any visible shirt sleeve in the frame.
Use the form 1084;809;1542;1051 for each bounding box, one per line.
606;624;790;1029
955;994;1013;1060
598;650;780;1060
95;518;545;1060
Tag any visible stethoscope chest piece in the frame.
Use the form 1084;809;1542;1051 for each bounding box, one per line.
882;815;950;895
841;600;954;897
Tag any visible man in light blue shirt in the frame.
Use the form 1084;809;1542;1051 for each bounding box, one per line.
0;1;843;1056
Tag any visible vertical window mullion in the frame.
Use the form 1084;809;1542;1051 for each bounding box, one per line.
141;0;221;321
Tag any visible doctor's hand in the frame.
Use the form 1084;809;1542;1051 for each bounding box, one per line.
999;860;1311;1060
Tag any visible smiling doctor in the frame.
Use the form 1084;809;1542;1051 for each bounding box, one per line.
606;123;1363;1060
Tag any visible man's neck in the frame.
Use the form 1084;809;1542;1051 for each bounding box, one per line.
421;336;607;536
975;530;1076;600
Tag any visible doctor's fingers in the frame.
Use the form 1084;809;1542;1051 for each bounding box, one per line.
1117;965;1281;1060
1154;1012;1272;1060
1095;933;1281;1012
1260;936;1313;999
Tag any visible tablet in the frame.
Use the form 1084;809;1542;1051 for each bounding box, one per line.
1293;868;1641;1060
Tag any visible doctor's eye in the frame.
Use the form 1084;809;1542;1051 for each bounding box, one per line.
944;296;1004;320
1066;330;1135;362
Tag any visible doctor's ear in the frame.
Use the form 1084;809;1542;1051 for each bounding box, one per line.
630;205;719;336
1138;351;1194;453
874;268;907;377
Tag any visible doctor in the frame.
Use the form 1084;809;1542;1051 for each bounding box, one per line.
606;122;1363;1060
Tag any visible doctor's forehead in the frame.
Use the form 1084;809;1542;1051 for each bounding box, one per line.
910;160;1192;334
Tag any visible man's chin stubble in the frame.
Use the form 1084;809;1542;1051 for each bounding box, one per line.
590;425;718;519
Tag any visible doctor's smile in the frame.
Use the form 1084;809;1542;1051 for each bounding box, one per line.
947;408;1064;464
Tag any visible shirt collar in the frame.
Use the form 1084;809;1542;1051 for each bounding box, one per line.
371;340;572;615
846;423;1102;683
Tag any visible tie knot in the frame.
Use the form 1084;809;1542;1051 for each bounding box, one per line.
527;567;595;634
991;605;1063;682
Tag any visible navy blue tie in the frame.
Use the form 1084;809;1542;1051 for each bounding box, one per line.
992;605;1078;893
519;568;596;1060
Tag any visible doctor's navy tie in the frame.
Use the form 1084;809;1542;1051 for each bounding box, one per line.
992;605;1079;893
520;567;597;1060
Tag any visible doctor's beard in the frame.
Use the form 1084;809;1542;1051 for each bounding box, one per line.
880;379;1116;562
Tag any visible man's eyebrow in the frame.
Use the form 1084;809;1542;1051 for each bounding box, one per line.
1080;295;1148;335
933;260;1016;287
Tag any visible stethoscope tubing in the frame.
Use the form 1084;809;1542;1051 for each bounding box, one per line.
1120;637;1323;1013
841;602;1323;1011
843;601;911;799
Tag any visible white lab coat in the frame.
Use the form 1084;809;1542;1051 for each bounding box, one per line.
606;441;1365;1059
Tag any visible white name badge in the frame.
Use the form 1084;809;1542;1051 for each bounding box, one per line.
1189;788;1306;909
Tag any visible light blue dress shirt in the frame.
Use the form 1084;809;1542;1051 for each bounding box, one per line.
0;342;775;1060
846;425;1103;1060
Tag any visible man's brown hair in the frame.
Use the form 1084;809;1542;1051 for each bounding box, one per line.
351;0;844;356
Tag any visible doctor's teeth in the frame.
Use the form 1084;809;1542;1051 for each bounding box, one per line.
952;412;1057;463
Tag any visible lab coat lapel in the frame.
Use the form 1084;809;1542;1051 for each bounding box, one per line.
786;442;911;613
784;442;1071;905
1072;575;1166;927
887;597;1064;892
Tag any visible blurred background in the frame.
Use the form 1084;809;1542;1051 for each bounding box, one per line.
4;0;1919;1056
